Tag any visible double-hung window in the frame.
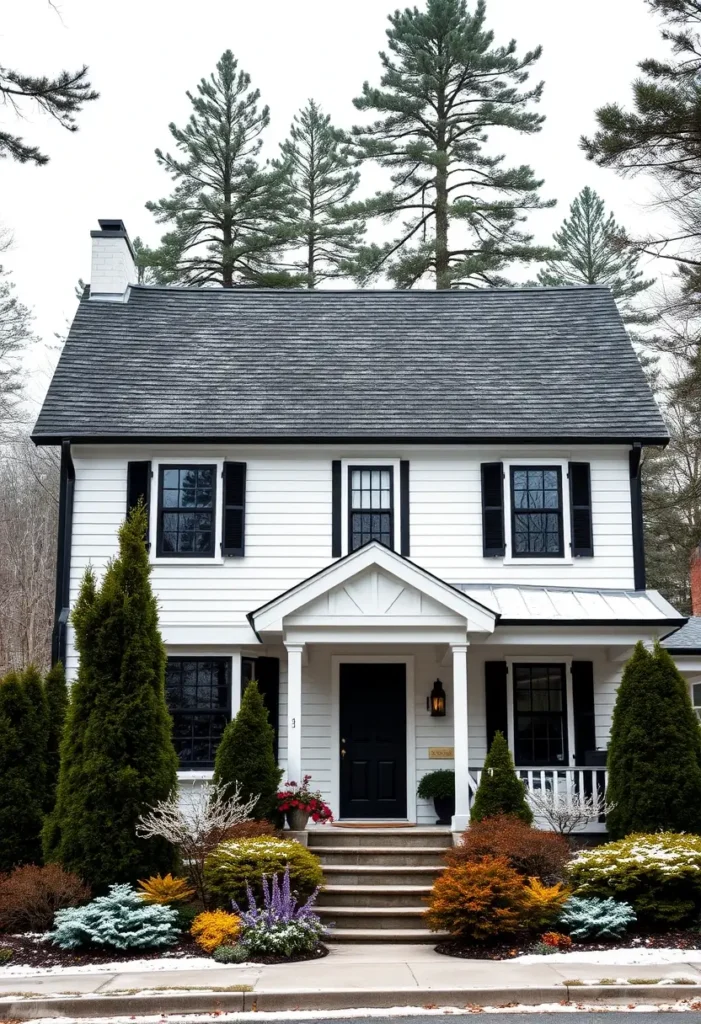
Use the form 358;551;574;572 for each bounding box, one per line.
513;663;568;766
166;657;231;768
349;466;393;551
510;466;564;557
157;465;216;557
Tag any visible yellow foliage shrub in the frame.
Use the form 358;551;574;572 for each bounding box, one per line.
137;874;196;905
521;877;570;928
190;909;241;952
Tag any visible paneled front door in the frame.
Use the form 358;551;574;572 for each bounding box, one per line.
339;663;407;819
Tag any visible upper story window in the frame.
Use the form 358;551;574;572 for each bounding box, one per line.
349;466;394;551
165;657;231;768
510;466;564;558
157;465;216;557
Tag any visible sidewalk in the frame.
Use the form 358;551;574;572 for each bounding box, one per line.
2;943;701;1016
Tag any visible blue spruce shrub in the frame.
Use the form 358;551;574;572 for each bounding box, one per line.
558;897;636;941
52;884;179;950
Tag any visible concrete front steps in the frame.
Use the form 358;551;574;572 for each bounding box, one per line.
311;827;450;943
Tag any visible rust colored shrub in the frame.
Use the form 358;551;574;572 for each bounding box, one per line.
448;815;569;880
542;931;572;949
0;864;91;932
425;855;527;940
217;819;279;843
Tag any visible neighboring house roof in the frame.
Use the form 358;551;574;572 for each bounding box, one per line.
662;616;701;654
457;583;685;627
32;285;668;444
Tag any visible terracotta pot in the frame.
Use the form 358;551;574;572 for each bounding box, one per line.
286;807;310;831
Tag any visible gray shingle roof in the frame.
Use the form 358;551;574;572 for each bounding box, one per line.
32;284;668;443
662;616;701;652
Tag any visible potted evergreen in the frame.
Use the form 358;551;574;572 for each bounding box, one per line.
417;770;455;825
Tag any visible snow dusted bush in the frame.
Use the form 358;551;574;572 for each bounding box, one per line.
568;832;701;925
233;866;324;956
558;896;636;940
51;884;179;950
205;836;323;906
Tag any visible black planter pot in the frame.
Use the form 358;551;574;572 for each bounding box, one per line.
433;795;455;826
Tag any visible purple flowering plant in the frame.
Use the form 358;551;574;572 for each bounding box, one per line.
232;865;322;928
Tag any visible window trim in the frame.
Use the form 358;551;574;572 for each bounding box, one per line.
347;464;395;553
156;463;218;559
508;463;566;560
166;655;232;769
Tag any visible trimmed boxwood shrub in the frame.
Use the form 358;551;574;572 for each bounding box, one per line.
568;832;701;926
204;836;324;907
470;732;533;824
448;814;569;881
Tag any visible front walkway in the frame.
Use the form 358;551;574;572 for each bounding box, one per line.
3;944;701;1013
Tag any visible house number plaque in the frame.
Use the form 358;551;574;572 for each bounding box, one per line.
428;746;454;759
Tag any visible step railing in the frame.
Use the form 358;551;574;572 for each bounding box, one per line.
468;765;609;833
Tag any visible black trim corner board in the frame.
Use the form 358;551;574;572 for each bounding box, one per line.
629;445;646;590
52;440;75;666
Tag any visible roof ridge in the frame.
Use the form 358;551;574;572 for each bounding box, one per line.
125;283;613;297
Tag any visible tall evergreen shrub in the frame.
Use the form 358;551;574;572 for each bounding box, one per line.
607;641;701;837
470;731;533;824
0;667;49;870
213;681;281;820
43;505;179;889
44;661;68;811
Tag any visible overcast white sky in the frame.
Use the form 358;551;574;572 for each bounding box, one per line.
1;0;673;413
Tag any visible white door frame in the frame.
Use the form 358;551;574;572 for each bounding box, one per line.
331;654;417;822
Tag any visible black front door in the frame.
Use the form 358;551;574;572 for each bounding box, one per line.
339;663;407;819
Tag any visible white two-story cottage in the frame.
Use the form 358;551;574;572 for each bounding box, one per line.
33;219;688;835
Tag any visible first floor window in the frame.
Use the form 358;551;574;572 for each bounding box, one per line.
693;683;701;723
513;663;568;766
510;466;564;557
166;657;231;768
349;466;393;551
157;465;216;557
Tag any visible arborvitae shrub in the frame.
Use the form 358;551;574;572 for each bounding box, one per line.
204;836;323;907
558;896;636;941
425;855;527;940
0;667;49;871
213;681;282;820
568;832;701;926
0;863;90;932
44;662;68;812
51;884;179;950
448;814;568;880
43;504;179;889
607;641;701;837
470;732;533;824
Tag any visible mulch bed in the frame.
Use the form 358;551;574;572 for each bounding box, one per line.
436;930;701;961
0;933;328;970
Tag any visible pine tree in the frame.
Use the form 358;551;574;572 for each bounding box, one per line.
349;0;553;289
0;667;48;870
43;505;179;889
470;731;533;824
44;661;68;812
273;100;365;287
144;50;300;288
537;187;655;328
607;641;701;838
213;681;282;820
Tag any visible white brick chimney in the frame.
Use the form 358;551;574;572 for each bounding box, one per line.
89;219;137;300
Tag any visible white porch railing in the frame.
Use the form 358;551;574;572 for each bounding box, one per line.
468;766;609;833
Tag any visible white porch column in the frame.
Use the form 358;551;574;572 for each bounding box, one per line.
285;643;304;784
451;643;470;832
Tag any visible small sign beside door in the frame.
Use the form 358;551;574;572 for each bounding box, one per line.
428;746;454;759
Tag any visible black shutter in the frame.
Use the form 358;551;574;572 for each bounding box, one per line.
571;661;596;766
126;460;151;546
569;462;594;557
481;462;505;557
222;462;246;556
400;460;410;556
332;460;342;557
255;656;280;761
485;661;508;750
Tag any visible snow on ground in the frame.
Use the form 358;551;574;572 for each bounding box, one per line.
517;948;701;966
0;955;243;977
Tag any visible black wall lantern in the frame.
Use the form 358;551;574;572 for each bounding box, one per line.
427;678;446;717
